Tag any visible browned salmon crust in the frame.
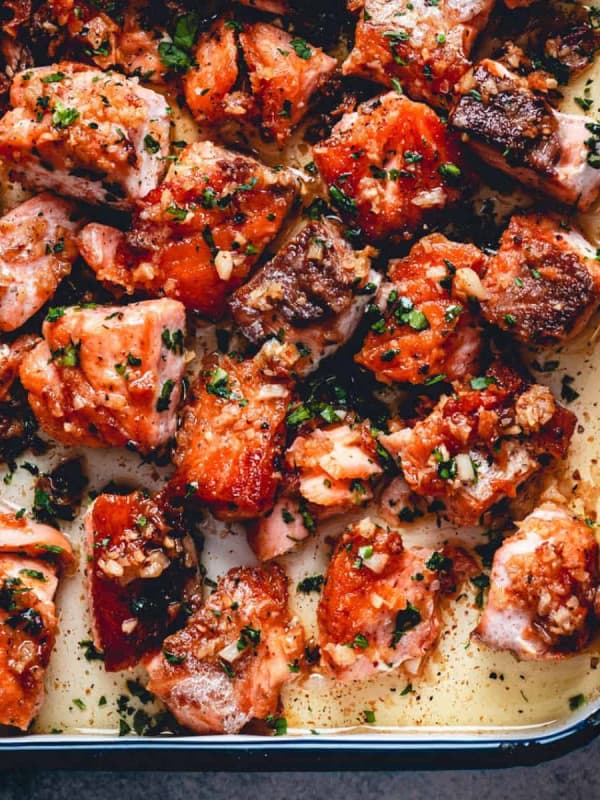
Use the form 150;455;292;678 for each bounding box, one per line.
145;564;304;734
450;59;600;210
481;214;599;344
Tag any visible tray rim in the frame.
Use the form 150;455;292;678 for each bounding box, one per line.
1;705;599;771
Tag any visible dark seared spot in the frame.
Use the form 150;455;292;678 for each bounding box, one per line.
229;221;358;341
482;230;595;344
450;64;561;174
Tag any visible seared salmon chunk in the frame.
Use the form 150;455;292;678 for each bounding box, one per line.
78;141;297;318
474;503;600;660
481;213;599;345
169;353;292;520
247;496;314;562
184;19;336;145
248;421;383;561
285;422;382;516
183;18;243;127
380;364;576;525
46;1;167;84
85;492;198;671
145;565;304;734
343;0;495;107
0;194;84;333
318;518;470;680
0;63;171;208
239;22;337;145
450;59;600;210
0;511;73;730
0;335;39;402
19;299;186;452
356;234;486;385
230;221;375;376
312;92;467;242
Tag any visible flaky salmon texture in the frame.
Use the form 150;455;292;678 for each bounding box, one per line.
318;518;477;680
0;510;72;730
474;504;600;660
145;565;304;734
3;0;600;738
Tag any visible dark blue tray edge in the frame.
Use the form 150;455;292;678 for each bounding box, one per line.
1;708;599;771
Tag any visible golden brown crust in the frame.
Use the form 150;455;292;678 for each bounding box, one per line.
170;353;293;520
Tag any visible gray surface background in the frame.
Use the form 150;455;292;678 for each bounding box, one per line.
0;736;597;799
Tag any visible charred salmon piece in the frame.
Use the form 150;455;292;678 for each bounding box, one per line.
0;510;72;730
19;298;186;452
145;564;304;735
78;140;297;319
0;335;39;402
184;18;336;145
229;220;376;377
47;0;119;64
356;234;486;386
449;59;600;211
481;213;599;345
0;62;170;209
239;22;337;145
312;91;467;242
342;0;495;107
85;491;198;672
380;363;576;526
473;503;600;660
317;518;472;681
0;193;84;333
169;353;293;521
183;18;244;126
47;1;167;84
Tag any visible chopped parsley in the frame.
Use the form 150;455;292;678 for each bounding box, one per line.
206;366;239;401
163;649;186;665
290;38;312;59
237;625;261;651
143;133;161;154
162;328;185;354
46;306;66;322
425;551;453;573
19;568;45;582
51;339;80;367
432;448;456;481
470;376;497;391
348;633;369;650
470;573;490;608
79;639;105;661
266;715;287;736
390;602;421;647
156;379;175;412
52;103;80;129
297;574;325;594
438;162;462;183
41;72;65;83
329;185;357;216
